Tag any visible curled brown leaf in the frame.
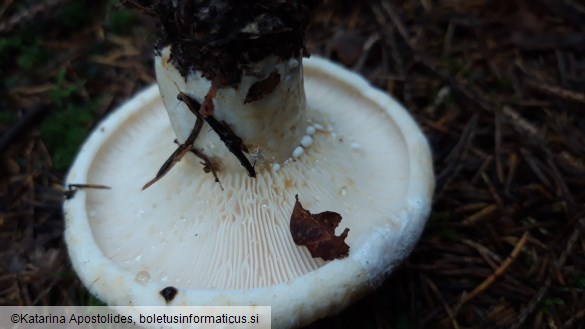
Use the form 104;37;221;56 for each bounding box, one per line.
289;194;350;261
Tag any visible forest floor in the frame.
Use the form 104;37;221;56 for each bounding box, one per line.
1;0;584;328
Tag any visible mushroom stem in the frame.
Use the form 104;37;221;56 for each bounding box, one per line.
156;50;307;172
137;0;317;175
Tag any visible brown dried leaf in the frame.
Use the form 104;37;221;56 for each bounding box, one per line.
289;194;350;261
244;70;281;104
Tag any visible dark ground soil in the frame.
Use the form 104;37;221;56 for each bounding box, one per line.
1;0;584;328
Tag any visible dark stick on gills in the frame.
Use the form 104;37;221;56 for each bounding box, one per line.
65;184;111;200
177;92;257;177
143;87;257;190
142;102;205;190
179;139;224;191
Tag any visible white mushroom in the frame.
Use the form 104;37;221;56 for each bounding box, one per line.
63;2;434;328
64;56;433;327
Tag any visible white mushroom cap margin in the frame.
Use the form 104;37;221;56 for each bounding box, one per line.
64;57;434;328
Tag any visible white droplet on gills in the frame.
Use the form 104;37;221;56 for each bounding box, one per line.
300;135;313;148
292;146;304;158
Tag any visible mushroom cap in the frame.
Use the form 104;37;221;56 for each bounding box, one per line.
64;57;434;328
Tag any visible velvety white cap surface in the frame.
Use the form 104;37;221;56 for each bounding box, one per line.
64;57;434;328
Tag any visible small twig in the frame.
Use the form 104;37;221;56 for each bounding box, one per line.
520;148;553;189
190;148;223;191
64;184;111;200
481;172;505;209
198;77;221;117
370;3;405;80
352;33;380;73
121;0;157;15
0;105;49;154
501;106;541;140
177;92;256;177
505;152;520;193
423;275;461;329
495;113;505;184
516;58;585;104
511;219;583;329
144;81;258;190
526;80;585;104
0;0;72;34
203;115;256;177
561;308;585;329
462;204;498;224
142;142;195;190
458;232;529;306
546;157;576;211
435;114;479;199
462;240;502;263
510;276;552;329
557;218;584;269
442;21;455;55
470;154;493;185
376;1;415;49
142;102;204;190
